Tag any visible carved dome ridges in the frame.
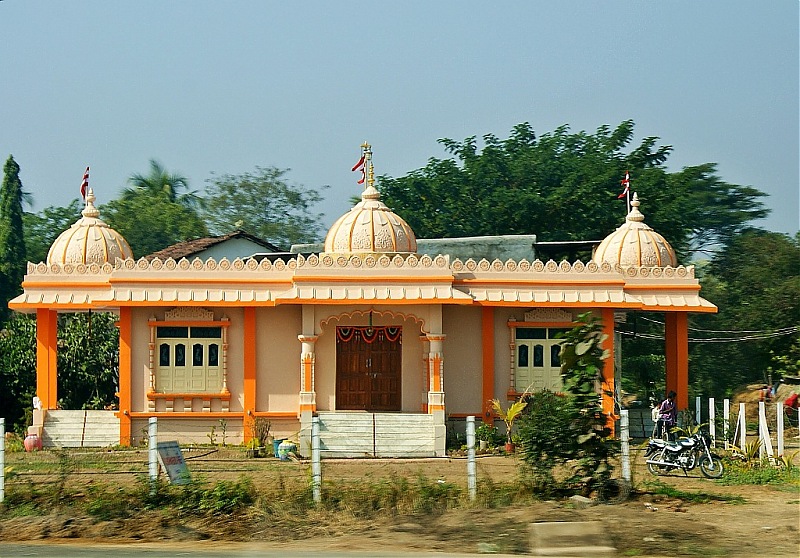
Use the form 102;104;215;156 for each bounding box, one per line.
46;189;134;265
593;193;678;268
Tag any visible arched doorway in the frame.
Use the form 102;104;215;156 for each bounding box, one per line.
335;326;402;411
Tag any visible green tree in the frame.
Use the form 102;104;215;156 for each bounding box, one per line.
0;313;37;432
0;312;120;432
102;190;208;257
379;121;768;259
57;312;120;410
124;159;202;210
689;230;800;395
23;199;83;264
203;166;326;249
0;155;28;322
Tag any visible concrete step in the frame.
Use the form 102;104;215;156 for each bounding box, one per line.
316;412;436;458
43;410;120;448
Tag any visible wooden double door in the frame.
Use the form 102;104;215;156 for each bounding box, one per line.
336;326;402;411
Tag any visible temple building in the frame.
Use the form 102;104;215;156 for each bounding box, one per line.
9;145;716;456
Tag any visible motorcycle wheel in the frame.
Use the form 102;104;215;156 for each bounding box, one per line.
700;456;724;479
685;451;698;470
646;461;663;475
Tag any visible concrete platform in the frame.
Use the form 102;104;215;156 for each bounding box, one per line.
529;521;617;557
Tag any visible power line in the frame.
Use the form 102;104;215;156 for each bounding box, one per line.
618;326;799;344
638;315;798;335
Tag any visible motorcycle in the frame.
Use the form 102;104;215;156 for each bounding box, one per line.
644;430;724;479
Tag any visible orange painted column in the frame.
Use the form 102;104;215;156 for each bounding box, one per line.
298;334;318;415
420;335;430;412
243;307;257;441
600;308;616;433
665;312;689;410
481;307;495;423
117;307;132;446
35;309;58;409
426;334;446;414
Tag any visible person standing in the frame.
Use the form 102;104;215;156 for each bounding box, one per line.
657;391;678;440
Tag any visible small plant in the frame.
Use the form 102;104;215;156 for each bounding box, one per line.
776;451;799;471
248;416;272;448
207;424;217;446
475;422;502;447
491;397;528;446
732;440;764;467
218;419;228;446
3;433;24;452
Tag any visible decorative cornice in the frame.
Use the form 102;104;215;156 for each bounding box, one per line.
25;254;693;280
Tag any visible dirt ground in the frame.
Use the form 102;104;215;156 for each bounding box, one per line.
2;451;799;556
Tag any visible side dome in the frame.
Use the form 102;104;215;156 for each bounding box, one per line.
47;189;134;264
593;193;677;267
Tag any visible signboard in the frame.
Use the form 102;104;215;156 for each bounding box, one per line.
156;441;191;484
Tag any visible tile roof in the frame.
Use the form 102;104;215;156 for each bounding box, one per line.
144;231;285;261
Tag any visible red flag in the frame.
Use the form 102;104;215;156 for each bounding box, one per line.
351;155;365;172
617;171;630;199
80;167;90;200
352;153;366;185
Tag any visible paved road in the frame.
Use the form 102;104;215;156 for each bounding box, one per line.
1;543;520;558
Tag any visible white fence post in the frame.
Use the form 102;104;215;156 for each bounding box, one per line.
466;416;476;501
776;402;784;457
311;416;321;503
620;410;631;483
695;396;701;426
1;418;5;503
708;398;716;447
148;417;158;487
723;399;730;450
738;402;746;453
758;401;774;460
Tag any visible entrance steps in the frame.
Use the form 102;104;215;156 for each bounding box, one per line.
316;412;436;458
42;410;120;448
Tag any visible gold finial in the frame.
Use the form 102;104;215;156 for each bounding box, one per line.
367;163;375;187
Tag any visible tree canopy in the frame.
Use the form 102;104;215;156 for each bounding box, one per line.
202;166;327;249
23;199;83;264
688;230;800;395
0;155;27;321
102;190;209;258
124;159;202;210
378;121;768;259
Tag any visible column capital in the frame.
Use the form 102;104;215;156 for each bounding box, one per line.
425;333;446;342
298;334;319;344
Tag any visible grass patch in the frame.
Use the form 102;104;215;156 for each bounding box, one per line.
640;479;745;504
719;461;800;487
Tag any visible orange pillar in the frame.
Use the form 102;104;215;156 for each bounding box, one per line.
601;308;616;433
298;334;318;415
481;307;495;423
665;312;689;410
35;309;58;409
117;307;132;445
426;334;446;414
243;307;257;441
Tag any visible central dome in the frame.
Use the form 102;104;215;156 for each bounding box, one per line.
593;193;677;267
47;188;134;265
323;146;417;254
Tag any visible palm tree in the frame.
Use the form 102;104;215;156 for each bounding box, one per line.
124;159;203;210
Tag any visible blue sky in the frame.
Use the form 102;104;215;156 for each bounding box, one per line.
1;1;797;237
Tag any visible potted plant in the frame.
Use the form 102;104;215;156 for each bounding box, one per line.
475;422;500;451
247;416;272;458
245;437;261;458
491;397;527;452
